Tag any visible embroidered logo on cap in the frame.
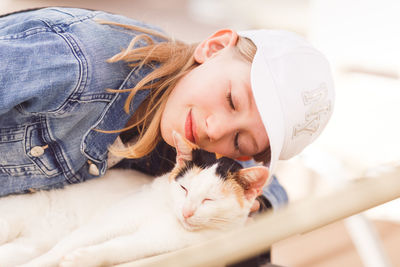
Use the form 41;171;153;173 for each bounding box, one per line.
292;83;332;138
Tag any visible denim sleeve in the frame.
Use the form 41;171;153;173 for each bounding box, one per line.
261;175;289;209
239;159;289;210
0;14;81;115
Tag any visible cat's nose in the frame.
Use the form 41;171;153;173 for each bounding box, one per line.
182;207;194;219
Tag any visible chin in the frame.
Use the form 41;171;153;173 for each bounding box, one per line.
179;218;199;231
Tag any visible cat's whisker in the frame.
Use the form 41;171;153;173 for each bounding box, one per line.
210;217;230;223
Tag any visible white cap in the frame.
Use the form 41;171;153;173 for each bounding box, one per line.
239;29;335;178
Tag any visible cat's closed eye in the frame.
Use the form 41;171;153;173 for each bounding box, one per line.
201;198;213;204
180;184;188;196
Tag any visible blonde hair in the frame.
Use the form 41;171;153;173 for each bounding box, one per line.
99;21;269;164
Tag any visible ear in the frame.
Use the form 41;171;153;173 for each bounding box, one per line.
172;131;197;166
194;29;238;64
237;166;269;201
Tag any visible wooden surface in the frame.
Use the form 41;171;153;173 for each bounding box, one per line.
272;219;400;267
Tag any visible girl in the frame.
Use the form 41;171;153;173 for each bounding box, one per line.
0;7;334;209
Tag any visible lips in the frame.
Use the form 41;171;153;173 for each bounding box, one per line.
185;109;196;143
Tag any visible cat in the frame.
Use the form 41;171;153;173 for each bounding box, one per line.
0;132;269;267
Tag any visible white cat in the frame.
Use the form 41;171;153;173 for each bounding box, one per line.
0;132;268;267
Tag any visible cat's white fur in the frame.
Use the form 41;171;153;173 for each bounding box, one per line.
0;133;268;267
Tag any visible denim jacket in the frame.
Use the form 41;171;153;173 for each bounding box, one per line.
0;7;160;196
0;7;288;207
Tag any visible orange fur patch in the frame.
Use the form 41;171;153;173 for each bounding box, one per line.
221;175;246;208
169;166;181;182
215;153;223;159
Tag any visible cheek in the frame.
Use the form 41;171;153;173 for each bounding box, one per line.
217;194;245;214
160;84;197;146
160;99;185;147
178;65;226;107
170;185;187;209
160;115;173;147
201;142;233;158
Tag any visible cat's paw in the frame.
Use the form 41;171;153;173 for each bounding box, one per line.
60;247;99;267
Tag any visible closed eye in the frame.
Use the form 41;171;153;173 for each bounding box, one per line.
234;132;240;151
226;91;235;110
202;198;213;204
180;185;188;196
227;90;240;152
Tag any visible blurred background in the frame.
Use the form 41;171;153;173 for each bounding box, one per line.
1;1;400;266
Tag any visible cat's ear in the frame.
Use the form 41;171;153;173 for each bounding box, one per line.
172;131;198;166
237;166;269;201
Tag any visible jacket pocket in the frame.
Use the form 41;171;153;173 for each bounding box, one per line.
0;122;63;178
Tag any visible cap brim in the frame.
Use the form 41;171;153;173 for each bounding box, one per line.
251;47;285;183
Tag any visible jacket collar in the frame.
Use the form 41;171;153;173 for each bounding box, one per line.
81;65;152;164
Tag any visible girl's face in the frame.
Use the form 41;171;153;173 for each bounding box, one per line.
160;30;269;159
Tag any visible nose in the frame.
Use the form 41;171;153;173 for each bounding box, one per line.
182;207;195;219
206;114;235;142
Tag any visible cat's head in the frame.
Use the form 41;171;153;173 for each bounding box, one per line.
168;132;269;231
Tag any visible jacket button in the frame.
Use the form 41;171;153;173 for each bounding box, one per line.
88;163;100;176
30;146;45;157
